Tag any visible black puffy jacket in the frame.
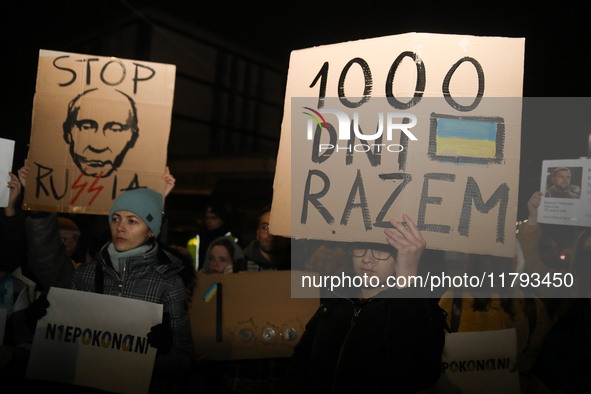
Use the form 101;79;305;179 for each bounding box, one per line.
285;287;446;394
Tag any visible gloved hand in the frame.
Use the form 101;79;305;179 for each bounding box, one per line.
147;312;173;355
24;294;50;331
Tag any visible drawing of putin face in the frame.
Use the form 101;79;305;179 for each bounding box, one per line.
63;88;139;177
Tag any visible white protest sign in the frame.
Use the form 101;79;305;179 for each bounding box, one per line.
26;288;162;394
422;329;520;394
538;159;591;227
271;33;525;257
0;138;15;208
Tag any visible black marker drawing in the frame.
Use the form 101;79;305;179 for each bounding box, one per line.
62;88;139;178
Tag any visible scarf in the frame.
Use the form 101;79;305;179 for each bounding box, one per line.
107;242;152;274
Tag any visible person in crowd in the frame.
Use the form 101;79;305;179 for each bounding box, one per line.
529;229;591;394
18;160;178;291
239;205;290;272
187;203;241;271
17;160;193;391
284;214;446;394
439;253;550;394
517;191;580;320
1;172;34;384
201;236;244;275
57;217;80;260
26;188;194;392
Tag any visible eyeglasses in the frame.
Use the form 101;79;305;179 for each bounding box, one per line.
348;244;393;260
258;224;270;233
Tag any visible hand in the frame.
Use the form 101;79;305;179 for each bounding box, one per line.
384;214;426;287
17;159;30;188
147;312;173;355
24;294;50;331
162;166;175;197
5;172;21;217
526;191;543;226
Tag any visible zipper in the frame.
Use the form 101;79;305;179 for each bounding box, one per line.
103;257;125;297
117;261;127;297
330;298;366;394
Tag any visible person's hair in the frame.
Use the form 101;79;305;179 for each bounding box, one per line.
260;204;271;216
210;238;236;262
551;167;570;178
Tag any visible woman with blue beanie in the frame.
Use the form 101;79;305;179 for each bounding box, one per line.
66;188;194;392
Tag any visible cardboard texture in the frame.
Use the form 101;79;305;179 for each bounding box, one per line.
24;50;176;215
190;271;319;360
271;33;525;257
26;288;162;394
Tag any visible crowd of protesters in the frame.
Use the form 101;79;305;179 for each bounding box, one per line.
1;160;590;394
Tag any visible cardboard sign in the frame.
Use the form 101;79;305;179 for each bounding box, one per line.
538;159;591;226
190;271;319;360
23;50;176;215
0;138;15;207
271;33;525;257
26;288;162;394
419;329;520;394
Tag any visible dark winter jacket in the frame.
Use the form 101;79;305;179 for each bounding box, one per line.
70;242;194;382
25;212;74;291
285;287;445;394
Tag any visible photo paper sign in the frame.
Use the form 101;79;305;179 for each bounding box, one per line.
271;33;525;257
0;138;15;208
422;329;520;394
538;159;591;226
23;50;176;215
26;288;162;394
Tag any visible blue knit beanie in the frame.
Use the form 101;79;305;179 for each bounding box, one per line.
109;188;163;237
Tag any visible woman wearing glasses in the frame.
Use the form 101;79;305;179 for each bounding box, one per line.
285;215;445;394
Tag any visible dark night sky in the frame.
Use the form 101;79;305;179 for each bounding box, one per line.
4;0;590;218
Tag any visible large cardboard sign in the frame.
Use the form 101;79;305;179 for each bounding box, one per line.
271;33;525;257
23;50;176;215
538;159;591;226
0;138;15;207
421;329;520;394
26;288;162;394
190;271;319;360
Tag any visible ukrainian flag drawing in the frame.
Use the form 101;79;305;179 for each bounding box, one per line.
435;118;497;158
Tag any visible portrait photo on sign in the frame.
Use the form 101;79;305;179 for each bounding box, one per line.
544;166;582;199
538;159;591;227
